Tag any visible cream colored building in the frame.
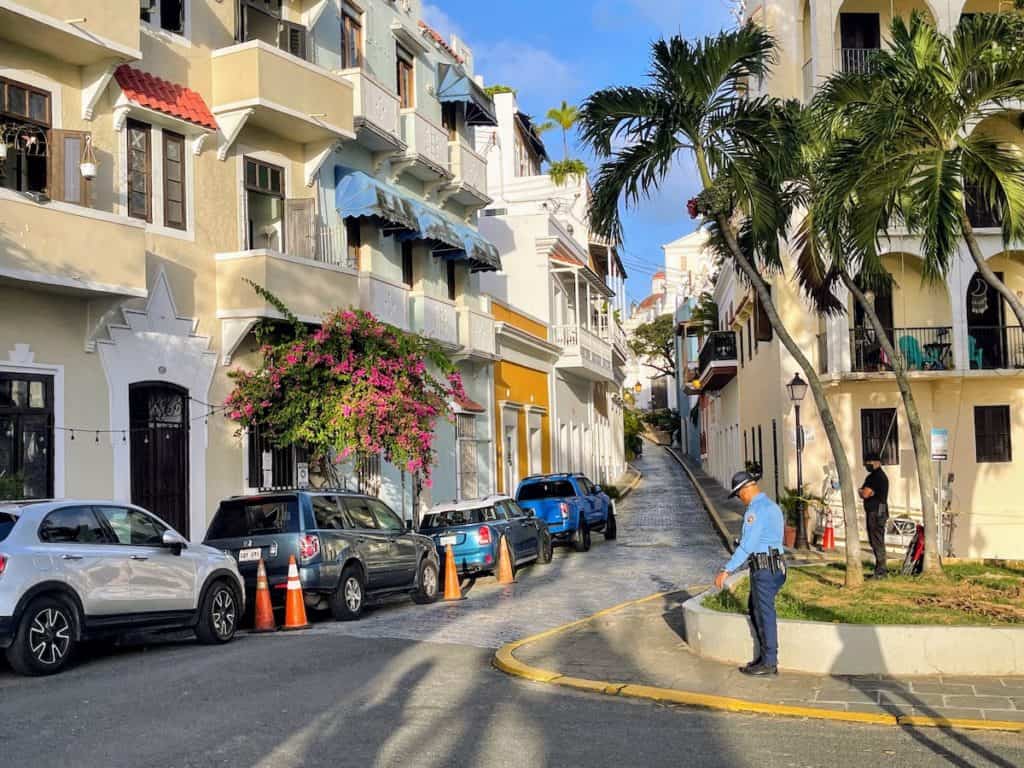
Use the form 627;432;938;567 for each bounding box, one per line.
686;0;1024;559
477;92;629;486
0;0;500;535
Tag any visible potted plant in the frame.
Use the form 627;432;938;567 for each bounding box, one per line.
779;487;803;548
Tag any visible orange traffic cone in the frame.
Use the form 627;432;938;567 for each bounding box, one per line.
281;555;311;631
251;558;277;633
443;544;463;601
822;519;836;552
496;536;515;585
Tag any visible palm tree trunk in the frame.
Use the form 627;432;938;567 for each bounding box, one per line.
562;128;569;162
960;210;1024;329
841;273;943;576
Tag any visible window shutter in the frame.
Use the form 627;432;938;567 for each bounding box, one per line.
284;198;316;261
47;130;92;206
162;131;186;229
280;21;307;60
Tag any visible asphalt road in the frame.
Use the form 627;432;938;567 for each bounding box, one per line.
1;449;1021;768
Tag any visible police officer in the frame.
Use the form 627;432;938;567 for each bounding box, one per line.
713;470;786;677
860;452;890;578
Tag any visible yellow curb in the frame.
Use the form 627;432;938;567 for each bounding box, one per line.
492;590;1022;734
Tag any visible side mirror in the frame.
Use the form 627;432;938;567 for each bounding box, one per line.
593;485;603;494
162;530;187;554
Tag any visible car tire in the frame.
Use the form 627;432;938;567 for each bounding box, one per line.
330;565;365;621
604;507;618;540
412;559;439;604
572;518;591;553
196;580;239;645
6;595;78;676
538;531;554;564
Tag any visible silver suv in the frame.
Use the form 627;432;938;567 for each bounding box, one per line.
0;500;244;676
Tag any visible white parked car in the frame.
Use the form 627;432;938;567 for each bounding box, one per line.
0;500;244;676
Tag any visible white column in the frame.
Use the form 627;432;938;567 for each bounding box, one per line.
585;281;592;332
948;247;972;371
827;283;851;373
573;272;581;333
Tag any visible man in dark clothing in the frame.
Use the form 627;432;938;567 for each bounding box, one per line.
860;453;890;577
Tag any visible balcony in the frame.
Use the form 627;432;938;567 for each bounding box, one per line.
215;248;358;323
211;41;354;145
850;327;954;373
0;190;146;297
447;141;490;206
359;273;409;331
0;0;141;64
394;110;450;181
966;185;1001;229
969;326;1024;370
410;293;458;348
841;47;879;75
697;331;737;392
457;306;496;358
552;324;614;381
340;68;403;152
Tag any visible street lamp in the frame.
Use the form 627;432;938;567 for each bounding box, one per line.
634;382;642;393
787;372;809;550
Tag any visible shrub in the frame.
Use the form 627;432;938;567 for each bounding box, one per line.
548;158;587;186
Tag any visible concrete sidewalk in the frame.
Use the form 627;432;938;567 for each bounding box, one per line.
506;590;1024;730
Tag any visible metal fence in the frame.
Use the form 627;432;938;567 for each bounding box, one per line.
698;330;737;373
968;325;1024;370
849;326;954;372
841;47;879;74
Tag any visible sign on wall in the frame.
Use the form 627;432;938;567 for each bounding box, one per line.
930;428;949;461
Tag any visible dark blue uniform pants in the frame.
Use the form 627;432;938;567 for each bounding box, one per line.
748;568;787;667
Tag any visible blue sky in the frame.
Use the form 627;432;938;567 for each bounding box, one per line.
423;0;735;306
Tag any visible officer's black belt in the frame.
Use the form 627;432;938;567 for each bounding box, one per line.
747;549;786;574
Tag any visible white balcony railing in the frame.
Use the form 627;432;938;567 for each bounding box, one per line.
401;110;448;170
449;141;487;196
552;323;613;377
458;307;496;356
341;68;401;144
316;224;357;270
359;273;409;330
411;293;458;347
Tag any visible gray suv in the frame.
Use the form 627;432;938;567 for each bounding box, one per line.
203;491;439;621
0;500;244;676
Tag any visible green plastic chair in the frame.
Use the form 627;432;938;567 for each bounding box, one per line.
898;335;925;370
968;335;984;369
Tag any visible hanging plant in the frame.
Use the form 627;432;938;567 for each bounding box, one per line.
79;134;97;180
225;282;465;486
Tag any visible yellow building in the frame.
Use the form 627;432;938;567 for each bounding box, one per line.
0;0;500;533
688;1;1024;559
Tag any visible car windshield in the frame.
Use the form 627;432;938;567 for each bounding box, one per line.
205;497;300;539
420;506;499;529
0;511;18;541
516;480;574;501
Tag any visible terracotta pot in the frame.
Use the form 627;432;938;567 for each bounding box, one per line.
783;525;797;548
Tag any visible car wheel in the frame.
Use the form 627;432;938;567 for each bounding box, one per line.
572;518;591;553
412;559;439;604
6;595;77;676
196;580;239;645
604;508;618;540
537;531;554;564
330;565;365;621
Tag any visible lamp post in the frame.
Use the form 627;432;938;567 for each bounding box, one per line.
786;372;809;550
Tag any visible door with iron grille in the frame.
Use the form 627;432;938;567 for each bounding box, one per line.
130;383;190;537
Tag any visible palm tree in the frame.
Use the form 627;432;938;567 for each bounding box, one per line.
579;25;865;586
815;12;1024;573
541;100;579;161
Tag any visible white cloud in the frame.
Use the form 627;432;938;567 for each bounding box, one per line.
474;41;576;108
422;3;462;40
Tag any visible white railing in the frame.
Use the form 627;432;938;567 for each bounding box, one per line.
315;224;357;270
449;140;487;196
410;293;458;347
552;323;613;375
458;307;496;356
341;68;400;143
401;109;448;170
359;273;409;330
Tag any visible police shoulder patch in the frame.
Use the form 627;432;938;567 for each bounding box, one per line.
746;514;755;524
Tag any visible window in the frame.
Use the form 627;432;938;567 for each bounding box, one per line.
346;219;362;269
401;241;414;287
861;408;899;465
38;507;110;544
446;261;457;301
141;0;185;34
311;495;346;530
280;21;306;59
162;131;186;230
754;288;773;342
0;76;51;195
577;476;595;495
246;424;307;489
738;327;744;367
97;506;168;546
127;120;152;221
517;480;574;501
341;6;362;69
442;102;458;140
368;500;404;531
0;372;53;500
747;318;753;358
456;413;478;500
396;45;414;109
207;497;300;538
245;157;285;250
975;405;1011;463
343;498;378;530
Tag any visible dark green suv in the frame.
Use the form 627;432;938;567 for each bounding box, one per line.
204;491;439;621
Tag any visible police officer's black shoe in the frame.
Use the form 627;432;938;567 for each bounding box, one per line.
741;658;762;671
739;663;778;677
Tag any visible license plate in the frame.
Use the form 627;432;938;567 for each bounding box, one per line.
438;535;457;546
237;547;261;563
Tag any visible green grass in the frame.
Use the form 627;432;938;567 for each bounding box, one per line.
703;562;1024;626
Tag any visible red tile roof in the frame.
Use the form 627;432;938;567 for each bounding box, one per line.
114;65;217;131
653;270;665;279
455;394;486;413
551;252;586;268
637;293;664;311
418;20;464;63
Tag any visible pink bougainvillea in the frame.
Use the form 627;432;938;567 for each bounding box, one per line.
226;291;464;481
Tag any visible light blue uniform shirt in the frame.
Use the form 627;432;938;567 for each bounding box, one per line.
723;492;785;573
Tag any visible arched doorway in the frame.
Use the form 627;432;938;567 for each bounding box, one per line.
129;382;190;536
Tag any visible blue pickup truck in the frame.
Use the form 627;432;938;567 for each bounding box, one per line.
515;473;616;553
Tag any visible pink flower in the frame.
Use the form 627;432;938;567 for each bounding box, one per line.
243;403;255;417
423;478;433;489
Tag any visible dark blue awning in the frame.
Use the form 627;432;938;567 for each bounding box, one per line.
334;167;417;232
437;63;497;126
